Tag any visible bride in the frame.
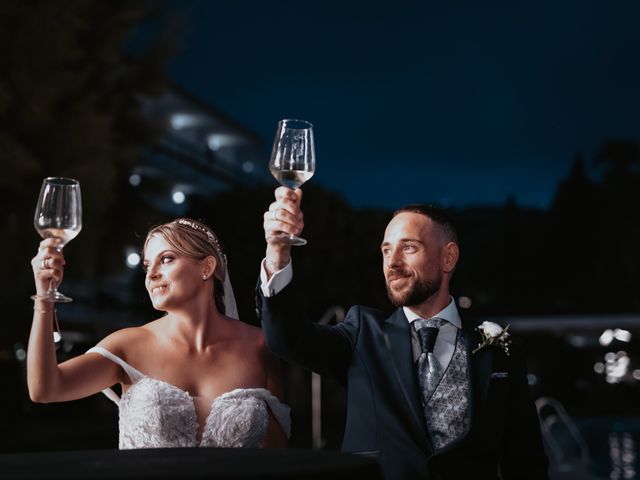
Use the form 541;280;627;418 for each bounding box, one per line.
27;218;289;448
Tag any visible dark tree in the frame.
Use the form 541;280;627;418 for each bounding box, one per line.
0;0;174;328
542;148;640;313
594;141;640;310
596;140;640;193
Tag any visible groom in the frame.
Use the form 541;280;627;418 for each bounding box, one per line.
257;187;548;480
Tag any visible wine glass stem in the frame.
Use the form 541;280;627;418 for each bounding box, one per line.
47;244;63;294
47;278;58;295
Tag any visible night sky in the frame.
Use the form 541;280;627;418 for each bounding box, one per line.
160;0;640;210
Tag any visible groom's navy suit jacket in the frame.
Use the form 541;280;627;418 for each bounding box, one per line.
257;282;548;480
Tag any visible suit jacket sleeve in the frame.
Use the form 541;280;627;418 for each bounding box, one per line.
256;279;358;384
499;344;549;479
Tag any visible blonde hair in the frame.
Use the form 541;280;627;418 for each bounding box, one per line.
144;218;227;313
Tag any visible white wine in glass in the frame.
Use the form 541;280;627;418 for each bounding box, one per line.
269;119;316;246
32;177;82;303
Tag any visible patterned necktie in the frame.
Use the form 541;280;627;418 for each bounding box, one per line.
412;317;443;405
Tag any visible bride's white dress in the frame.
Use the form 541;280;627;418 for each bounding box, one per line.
87;346;291;449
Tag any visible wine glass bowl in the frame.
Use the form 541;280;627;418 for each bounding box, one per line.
269;119;316;245
31;177;82;303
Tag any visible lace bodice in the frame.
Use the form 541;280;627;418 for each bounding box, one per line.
87;346;291;449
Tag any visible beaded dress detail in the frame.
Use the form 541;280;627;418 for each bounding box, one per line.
87;346;291;449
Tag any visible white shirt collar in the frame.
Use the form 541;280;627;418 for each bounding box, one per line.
403;297;461;329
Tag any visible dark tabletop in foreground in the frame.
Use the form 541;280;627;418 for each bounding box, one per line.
0;448;383;479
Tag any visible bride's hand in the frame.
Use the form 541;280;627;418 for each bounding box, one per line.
31;238;65;296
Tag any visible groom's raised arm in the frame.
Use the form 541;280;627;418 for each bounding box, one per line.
257;187;356;383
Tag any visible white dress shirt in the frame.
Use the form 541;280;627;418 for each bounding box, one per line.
260;258;292;297
260;259;462;370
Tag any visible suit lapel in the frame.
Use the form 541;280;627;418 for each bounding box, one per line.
432;318;493;456
463;319;493;435
383;309;431;452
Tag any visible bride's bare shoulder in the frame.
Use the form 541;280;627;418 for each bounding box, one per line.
228;318;265;341
95;323;156;358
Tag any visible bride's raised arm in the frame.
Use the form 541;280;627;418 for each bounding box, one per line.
27;237;122;403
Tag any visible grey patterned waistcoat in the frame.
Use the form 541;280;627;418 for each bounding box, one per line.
424;331;470;450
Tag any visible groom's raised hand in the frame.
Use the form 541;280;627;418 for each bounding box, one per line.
263;187;304;278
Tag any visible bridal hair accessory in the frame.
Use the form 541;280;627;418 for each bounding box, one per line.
173;219;239;320
472;321;511;356
175;219;225;265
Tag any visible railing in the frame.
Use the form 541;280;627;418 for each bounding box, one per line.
312;306;345;449
535;396;590;470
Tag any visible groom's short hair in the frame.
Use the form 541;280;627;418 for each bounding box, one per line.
392;204;459;244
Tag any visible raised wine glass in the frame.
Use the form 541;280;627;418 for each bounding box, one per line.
269;119;315;246
31;177;82;303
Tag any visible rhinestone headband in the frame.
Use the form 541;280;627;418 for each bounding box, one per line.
174;219;226;266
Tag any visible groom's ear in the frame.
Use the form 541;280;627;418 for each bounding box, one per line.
442;242;459;274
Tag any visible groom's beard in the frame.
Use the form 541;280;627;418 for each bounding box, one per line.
386;270;442;308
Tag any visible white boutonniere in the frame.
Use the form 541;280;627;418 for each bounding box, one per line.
472;321;511;355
